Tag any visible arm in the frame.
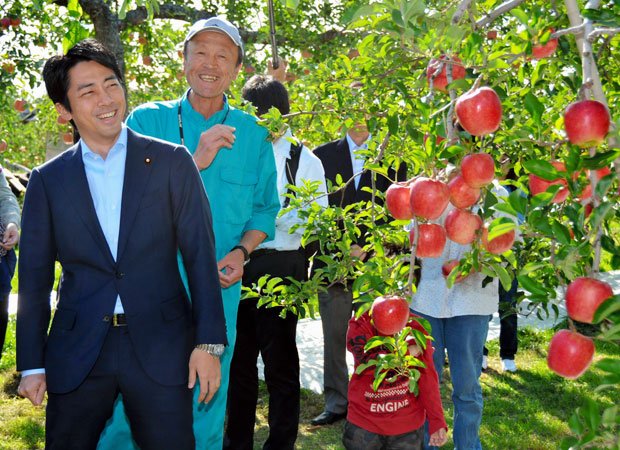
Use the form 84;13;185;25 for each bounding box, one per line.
168;146;226;404
16;169;56;405
0;170;21;250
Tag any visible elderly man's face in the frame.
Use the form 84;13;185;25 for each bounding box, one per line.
184;31;241;101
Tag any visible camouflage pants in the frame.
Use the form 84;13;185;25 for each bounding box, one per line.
342;420;424;450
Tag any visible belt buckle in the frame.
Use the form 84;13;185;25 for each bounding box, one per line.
113;314;123;327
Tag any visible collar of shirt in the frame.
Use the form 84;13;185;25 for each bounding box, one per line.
181;89;230;127
80;124;128;161
345;132;371;154
273;127;294;161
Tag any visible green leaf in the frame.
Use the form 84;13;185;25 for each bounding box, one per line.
524;92;544;122
511;8;530;25
517;275;548;296
581;150;620;169
593;295;620;324
387;114;399;135
523;159;562;181
595;357;620;374
551;220;571;245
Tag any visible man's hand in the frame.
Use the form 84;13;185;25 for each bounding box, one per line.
1;222;19;250
192;125;236;170
429;428;448;447
188;349;221;404
217;249;245;288
350;244;367;260
18;373;47;406
267;57;288;83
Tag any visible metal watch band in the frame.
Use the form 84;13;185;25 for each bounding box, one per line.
195;343;225;357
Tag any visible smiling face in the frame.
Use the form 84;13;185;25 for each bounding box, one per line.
184;30;241;108
56;60;126;155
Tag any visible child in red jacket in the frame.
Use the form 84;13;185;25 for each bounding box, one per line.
343;311;448;449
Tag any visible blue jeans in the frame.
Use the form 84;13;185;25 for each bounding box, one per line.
414;312;489;450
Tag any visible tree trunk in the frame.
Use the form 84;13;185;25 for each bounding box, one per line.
80;0;126;75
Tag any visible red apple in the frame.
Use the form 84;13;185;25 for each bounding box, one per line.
444;208;483;244
486;30;498;40
460;153;496;188
528;160;569;203
143;55;152;66
578;167;612;201
455;87;502;136
386;183;414;220
564;100;611;148
441;259;470;283
448;174;481;208
409;177;450;220
1;63;15;74
426;55;466;92
57;115;69;125
62;131;74;145
0;140;7;152
409;223;447;258
9;17;20;27
481;223;515;254
531;37;558;59
547;329;595;379
13;99;26;112
371;295;410;336
301;50;313;59
0;18;9;29
423;133;446;146
138;35;147;45
348;48;360;59
566;277;613;324
244;65;255;74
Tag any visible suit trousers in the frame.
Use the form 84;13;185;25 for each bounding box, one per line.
225;249;304;450
318;284;353;415
47;325;193;450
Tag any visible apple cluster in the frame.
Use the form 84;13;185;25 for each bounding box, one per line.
547;277;614;379
385;152;517;282
0;16;20;29
528;100;611;207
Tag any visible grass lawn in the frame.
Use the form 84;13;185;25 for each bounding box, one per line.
2;321;617;450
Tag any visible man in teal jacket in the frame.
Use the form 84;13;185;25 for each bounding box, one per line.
98;17;279;450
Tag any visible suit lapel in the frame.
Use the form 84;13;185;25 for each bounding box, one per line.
117;130;154;260
61;145;115;263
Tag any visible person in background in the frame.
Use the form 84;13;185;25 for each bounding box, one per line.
411;176;512;450
311;100;407;426
224;73;328;450
344;310;448;449
0;169;20;363
98;17;280;450
17;38;225;450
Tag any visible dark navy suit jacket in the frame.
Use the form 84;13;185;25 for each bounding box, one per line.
16;129;226;394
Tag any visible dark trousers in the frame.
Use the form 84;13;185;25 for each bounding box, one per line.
342;420;424;450
0;249;16;363
225;249;305;450
484;278;518;359
46;326;194;450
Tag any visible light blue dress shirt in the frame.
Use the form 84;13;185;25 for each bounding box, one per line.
346;132;370;189
81;126;127;314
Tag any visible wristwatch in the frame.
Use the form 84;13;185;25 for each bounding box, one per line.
231;245;250;265
195;343;225;357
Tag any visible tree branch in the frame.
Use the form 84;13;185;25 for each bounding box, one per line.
475;0;525;28
452;0;474;25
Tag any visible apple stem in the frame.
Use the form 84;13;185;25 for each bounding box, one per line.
568;318;577;333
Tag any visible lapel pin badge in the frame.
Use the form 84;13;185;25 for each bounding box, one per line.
145;157;151;164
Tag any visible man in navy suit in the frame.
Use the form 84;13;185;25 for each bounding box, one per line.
16;39;226;450
311;121;407;426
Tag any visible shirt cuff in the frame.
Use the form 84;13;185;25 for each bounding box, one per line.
21;368;45;377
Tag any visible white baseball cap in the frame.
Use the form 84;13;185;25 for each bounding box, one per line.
184;17;244;58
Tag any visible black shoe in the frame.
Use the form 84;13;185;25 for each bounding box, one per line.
311;410;346;426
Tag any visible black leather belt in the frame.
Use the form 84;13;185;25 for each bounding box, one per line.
104;313;127;327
